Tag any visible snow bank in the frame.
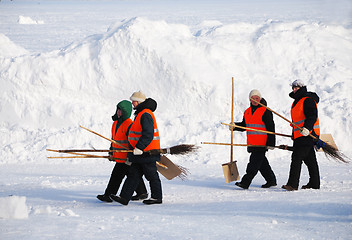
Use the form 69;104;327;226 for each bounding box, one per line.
18;16;44;25
0;34;29;57
0;17;351;164
0;196;29;219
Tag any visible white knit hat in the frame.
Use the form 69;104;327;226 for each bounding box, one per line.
249;89;262;100
291;79;305;88
130;91;146;103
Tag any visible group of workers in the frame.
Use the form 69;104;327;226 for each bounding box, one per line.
97;79;321;206
230;79;320;191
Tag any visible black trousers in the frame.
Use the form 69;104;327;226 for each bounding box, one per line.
104;162;147;196
240;151;276;188
120;161;162;201
287;146;320;189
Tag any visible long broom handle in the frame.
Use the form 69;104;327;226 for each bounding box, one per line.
79;126;171;168
201;141;291;150
48;156;108;159
222;122;292;138
250;98;318;140
47;149;132;153
47;150;168;169
231;77;234;164
80;125;129;149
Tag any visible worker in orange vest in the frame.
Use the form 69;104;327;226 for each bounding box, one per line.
110;91;163;205
230;89;277;189
282;80;320;191
97;100;147;202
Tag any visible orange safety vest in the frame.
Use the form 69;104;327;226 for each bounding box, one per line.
291;97;320;139
244;107;267;145
111;119;133;163
128;109;160;151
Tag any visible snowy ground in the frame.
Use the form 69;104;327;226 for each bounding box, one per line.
0;0;352;239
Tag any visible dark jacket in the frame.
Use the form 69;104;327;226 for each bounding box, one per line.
234;98;275;153
289;86;319;147
128;98;160;163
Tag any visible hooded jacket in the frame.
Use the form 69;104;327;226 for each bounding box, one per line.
128;98;161;163
110;100;133;162
289;86;320;147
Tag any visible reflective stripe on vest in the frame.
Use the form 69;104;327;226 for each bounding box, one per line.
291;97;320;139
111;119;133;163
244;106;267;145
128;109;160;151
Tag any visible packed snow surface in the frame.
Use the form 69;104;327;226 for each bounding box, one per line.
0;0;351;239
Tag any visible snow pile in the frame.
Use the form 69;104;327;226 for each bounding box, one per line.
18;16;44;25
0;196;29;219
0;34;29;57
0;17;351;165
0;1;351;239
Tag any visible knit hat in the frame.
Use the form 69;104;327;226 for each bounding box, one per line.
291;79;305;88
130;91;146;103
249;89;262;100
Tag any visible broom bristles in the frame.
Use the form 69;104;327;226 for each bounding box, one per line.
322;142;349;163
176;164;190;180
169;144;199;155
147;144;198;155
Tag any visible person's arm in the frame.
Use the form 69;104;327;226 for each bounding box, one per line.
232;115;246;132
263;110;275;147
303;98;318;131
135;113;155;150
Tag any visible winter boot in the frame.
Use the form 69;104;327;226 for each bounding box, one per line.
281;185;298;191
261;182;277;188
235;182;248;189
110;194;129;205
143;198;162;205
96;194;113;203
302;184;320;189
131;193;148;201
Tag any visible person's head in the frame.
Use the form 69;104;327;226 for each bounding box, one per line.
112;100;132;121
290;79;305;93
249;89;262;106
130;91;146;108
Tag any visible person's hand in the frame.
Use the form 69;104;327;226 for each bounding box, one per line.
300;127;310;136
228;123;235;131
267;146;275;150
133;148;143;155
125;159;132;166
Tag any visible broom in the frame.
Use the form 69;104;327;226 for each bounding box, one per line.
250;98;349;163
79;126;193;178
46;144;198;156
47;150;169;169
79;126;198;155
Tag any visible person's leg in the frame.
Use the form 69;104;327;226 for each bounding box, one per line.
131;178;148;200
259;154;277;187
285;146;309;189
302;147;320;189
104;163;129;195
142;162;162;201
239;152;263;188
116;163;144;204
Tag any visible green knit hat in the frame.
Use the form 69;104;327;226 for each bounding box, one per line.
117;100;132;121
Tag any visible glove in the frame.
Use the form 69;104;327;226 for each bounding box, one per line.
125;159;132;166
300;127;310;136
133;147;143;155
228;123;235;131
267;146;275;150
315;139;326;150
